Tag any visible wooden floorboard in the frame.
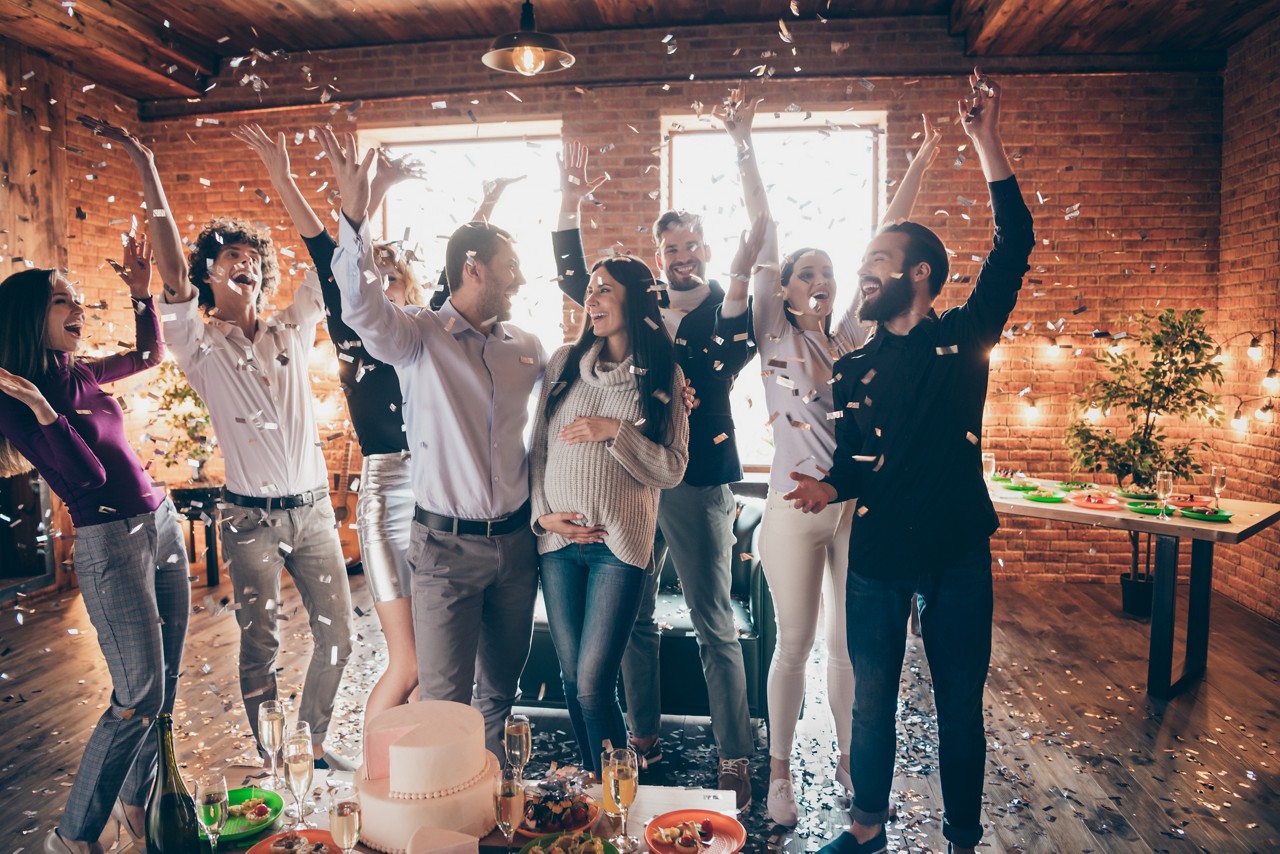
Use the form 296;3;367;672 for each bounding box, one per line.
2;578;1279;852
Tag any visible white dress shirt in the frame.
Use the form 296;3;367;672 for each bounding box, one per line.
160;273;329;497
334;216;545;520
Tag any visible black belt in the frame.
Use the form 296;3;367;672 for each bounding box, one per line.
414;502;530;537
222;487;328;511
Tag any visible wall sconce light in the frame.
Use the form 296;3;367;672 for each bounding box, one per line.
482;1;575;77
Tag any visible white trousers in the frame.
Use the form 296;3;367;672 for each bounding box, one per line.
758;489;855;761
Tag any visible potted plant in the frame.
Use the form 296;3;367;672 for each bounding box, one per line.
1064;308;1222;617
152;359;218;482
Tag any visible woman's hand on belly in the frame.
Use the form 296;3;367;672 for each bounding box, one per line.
538;512;607;543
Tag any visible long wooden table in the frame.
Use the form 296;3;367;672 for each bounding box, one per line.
989;486;1280;699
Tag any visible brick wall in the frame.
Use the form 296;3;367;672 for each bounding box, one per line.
10;12;1276;618
1217;16;1280;621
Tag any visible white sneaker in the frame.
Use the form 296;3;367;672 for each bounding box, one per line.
767;777;799;826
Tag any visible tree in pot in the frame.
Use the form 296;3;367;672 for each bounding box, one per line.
152;359;218;482
1063;308;1222;616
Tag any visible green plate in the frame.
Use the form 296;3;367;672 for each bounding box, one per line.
520;831;621;854
1024;490;1067;503
1058;481;1099;491
990;475;1013;483
1002;482;1040;492
1127;501;1169;516
1178;507;1234;523
1118;488;1158;501
199;787;283;842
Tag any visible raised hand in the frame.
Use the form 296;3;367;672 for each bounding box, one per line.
232;124;292;180
109;232;153;299
0;366;57;425
317;126;376;226
371;148;428;193
483;175;526;200
915;114;943;168
781;472;837;514
558;140;608;207
558;416;622;444
537;512;606;544
958;67;1001;142
77;115;152;161
711;81;763;142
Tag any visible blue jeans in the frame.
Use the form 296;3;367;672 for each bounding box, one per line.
845;542;993;850
540;543;648;776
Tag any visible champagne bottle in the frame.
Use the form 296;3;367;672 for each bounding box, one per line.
145;713;200;853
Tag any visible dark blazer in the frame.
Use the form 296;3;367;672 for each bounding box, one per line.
552;228;755;487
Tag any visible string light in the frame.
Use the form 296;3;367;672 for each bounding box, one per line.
1231;406;1248;432
1264;368;1279;394
1248;336;1264;361
1255;400;1274;423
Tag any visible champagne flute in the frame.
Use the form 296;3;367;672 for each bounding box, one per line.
504;714;531;782
328;784;361;854
493;768;524;854
1211;465;1227;510
603;748;639;853
258;701;286;791
981;452;996;482
195;774;229;854
283;734;314;837
1156;470;1175;521
284;720;314;821
601;748;621;818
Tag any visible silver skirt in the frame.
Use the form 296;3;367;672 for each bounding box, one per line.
356;452;414;602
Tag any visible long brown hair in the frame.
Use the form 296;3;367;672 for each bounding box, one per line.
0;269;60;476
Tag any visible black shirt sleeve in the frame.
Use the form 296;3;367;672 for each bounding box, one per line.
821;354;864;503
302;230;361;345
959;175;1035;349
710;300;756;377
552;227;590;306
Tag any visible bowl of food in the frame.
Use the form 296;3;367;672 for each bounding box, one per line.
518;773;598;837
521;830;617;854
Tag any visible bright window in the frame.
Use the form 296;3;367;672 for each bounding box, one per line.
662;111;885;468
360;121;568;353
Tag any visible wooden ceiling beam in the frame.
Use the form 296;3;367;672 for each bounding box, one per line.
951;0;1077;56
0;7;204;99
0;0;215;97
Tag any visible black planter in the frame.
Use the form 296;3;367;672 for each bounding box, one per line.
1120;574;1153;618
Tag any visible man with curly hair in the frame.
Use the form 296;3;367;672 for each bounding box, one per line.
87;116;355;771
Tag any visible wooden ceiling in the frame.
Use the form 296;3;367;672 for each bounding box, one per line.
0;0;1275;100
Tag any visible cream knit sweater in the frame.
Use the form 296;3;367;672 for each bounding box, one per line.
530;341;690;568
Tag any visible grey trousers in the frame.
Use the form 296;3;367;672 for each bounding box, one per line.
407;520;539;759
61;499;191;842
621;482;755;760
220;498;354;746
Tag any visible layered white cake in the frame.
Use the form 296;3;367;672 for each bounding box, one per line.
407;826;480;854
356;701;498;853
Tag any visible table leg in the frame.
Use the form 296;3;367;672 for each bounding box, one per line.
206;512;220;588
1147;534;1179;699
1183;539;1214;683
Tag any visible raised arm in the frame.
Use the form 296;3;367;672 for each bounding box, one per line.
713;83;769;224
94;233;165;383
319;127;424;366
79;116;192;303
552;139;610;306
474;175;525;223
880;114;942;227
959;68;1014;183
233;124;325;239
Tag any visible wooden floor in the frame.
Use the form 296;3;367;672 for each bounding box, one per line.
2;575;1278;852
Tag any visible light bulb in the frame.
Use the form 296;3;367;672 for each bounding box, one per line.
1108;342;1124;356
1044;342;1061;360
988;346;1000;363
1231;414;1248;431
513;45;546;76
1248;337;1263;361
1085;406;1103;423
1264;369;1279;393
1255;404;1272;422
1025;400;1039;421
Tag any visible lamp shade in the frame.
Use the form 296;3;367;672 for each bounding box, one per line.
482;1;575;76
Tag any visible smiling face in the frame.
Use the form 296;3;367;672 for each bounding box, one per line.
473;237;525;323
207;242;263;310
585;267;628;341
857;232;917;324
782;250;836;319
44;277;86;353
655;225;710;292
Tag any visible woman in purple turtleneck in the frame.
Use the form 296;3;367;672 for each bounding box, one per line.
0;236;191;854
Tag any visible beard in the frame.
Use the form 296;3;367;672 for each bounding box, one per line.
858;273;914;323
665;260;706;291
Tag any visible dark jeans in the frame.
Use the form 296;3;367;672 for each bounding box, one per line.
846;542;993;849
540;543;648;776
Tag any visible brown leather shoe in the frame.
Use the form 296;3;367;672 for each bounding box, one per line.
717;757;753;810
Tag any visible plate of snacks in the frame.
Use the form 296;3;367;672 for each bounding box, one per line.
1058;480;1099;492
247;828;338;853
1023;488;1067;503
990;468;1018;483
1168;493;1213;509
1178;507;1234;523
518;772;599;838
520;830;618;854
1126;501;1168;516
1117;487;1157;501
646;810;746;854
208;787;283;842
1067;490;1121;511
